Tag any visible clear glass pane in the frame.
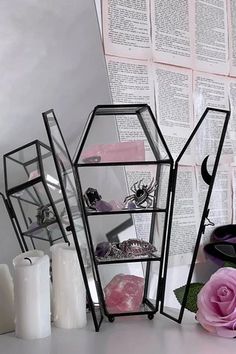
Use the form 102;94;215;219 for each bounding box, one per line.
139;106;170;160
9;182;65;244
79;164;168;212
5;143;40;190
161;109;230;321
43;109;103;330
77;105;170;164
99;262;157;316
90;213;161;264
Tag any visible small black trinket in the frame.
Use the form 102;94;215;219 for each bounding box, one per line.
84;187;102;209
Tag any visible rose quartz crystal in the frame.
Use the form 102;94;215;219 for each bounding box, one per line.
81;141;145;163
104;274;144;313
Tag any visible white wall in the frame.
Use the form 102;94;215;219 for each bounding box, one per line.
0;197;21;271
0;0;111;268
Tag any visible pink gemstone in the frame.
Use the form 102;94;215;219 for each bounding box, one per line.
104;274;144;313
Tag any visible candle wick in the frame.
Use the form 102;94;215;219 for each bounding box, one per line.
67;241;71;247
24;257;32;265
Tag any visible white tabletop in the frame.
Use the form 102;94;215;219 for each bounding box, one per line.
1;311;235;354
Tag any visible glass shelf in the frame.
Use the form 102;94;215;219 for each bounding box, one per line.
22;219;65;243
77;159;172;167
105;301;156;317
96;253;161;265
86;208;167;216
22;219;57;235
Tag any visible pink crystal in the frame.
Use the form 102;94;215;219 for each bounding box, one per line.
81;141;145;163
104;274;144;313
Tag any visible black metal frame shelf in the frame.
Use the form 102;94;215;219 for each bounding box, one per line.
96;254;161;265
37;104;230;331
3;139;68;250
77;160;171;167
106;303;156;321
74;104;173;325
86;208;167;216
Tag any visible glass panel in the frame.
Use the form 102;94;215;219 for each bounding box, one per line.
98;262;157;316
40;145;64;199
95;105;144;115
77;105;170;164
161;108;230;321
73;104;173;323
43;109;103;331
79;164;167;212
90;214;161;264
139;106;171;161
9;182;65;244
4;143;40;190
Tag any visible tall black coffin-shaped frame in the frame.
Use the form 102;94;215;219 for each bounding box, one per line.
43;105;230;329
160;107;230;323
42;110;103;332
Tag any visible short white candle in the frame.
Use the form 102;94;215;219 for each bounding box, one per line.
0;264;14;334
51;243;87;329
13;251;51;340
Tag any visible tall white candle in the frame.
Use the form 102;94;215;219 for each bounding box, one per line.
51;243;87;329
13;251;51;340
0;264;14;334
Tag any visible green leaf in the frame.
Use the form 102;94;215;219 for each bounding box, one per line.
174;283;204;313
223;262;236;269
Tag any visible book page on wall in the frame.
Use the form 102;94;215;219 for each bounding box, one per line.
232;165;236;222
193;0;229;75
167;165;200;266
102;0;152;59
193;71;233;161
153;63;193;160
100;0;234;267
105;55;155;241
168;162;232;267
228;0;236;76
105;55;155;144
228;78;236;157
196;163;232;243
105;55;155;108
151;0;193;68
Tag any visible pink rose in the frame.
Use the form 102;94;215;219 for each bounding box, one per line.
197;267;236;338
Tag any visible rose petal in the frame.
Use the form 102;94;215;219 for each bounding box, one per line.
211;295;236;316
197;267;236;337
217;286;234;302
196;310;216;334
216;325;236;338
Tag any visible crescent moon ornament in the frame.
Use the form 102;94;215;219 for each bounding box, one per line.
201;155;212;185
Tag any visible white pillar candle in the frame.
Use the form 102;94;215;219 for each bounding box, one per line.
0;264;14;334
51;243;87;329
13;249;45;260
13;250;54;323
13;251;51;340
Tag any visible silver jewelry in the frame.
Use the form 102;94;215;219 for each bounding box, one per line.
95;239;157;260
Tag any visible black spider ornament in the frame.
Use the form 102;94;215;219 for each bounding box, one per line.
124;178;158;208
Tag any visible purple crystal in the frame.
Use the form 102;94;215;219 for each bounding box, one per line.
95;200;113;212
127;202;136;209
109;200;124;211
95;241;111;257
